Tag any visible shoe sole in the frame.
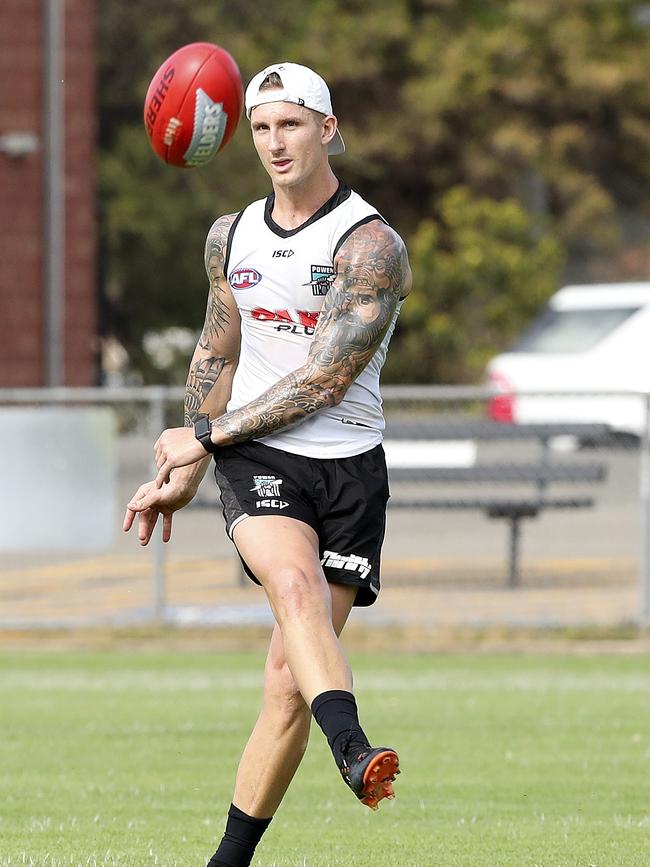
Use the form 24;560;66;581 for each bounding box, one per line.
360;749;400;811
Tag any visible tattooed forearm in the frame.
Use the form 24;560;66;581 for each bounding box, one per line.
211;221;410;444
212;371;336;441
184;356;226;426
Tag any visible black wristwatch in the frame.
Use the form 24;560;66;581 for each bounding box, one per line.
194;415;219;454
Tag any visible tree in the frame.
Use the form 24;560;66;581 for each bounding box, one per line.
98;0;650;383
385;186;564;382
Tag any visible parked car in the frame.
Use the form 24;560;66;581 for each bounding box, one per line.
485;282;650;439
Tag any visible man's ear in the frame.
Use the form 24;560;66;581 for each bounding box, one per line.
322;115;338;148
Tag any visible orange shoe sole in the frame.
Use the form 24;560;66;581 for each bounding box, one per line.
360;749;400;811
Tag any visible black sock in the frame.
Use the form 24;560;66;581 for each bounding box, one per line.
206;803;272;867
311;689;370;768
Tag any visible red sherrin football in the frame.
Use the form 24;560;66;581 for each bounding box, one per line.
144;42;244;168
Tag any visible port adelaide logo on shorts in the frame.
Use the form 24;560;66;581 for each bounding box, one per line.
250;475;289;510
230;267;262;290
304;264;335;296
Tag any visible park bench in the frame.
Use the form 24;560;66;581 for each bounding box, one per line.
189;420;610;589
384;421;611;587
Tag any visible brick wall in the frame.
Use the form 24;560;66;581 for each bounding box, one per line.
0;0;44;385
0;0;96;386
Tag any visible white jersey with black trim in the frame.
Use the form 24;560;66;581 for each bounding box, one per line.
224;181;403;458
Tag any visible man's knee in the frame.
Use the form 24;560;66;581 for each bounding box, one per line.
267;565;329;621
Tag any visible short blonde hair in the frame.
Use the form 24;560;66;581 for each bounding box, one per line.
259;71;284;92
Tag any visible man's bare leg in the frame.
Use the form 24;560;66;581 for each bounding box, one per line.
207;517;398;864
232;516;399;811
206;573;357;865
232;581;357;818
233;516;352;706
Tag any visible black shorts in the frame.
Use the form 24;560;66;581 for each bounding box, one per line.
213;441;390;606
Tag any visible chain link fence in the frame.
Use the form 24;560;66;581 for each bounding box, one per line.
1;386;649;630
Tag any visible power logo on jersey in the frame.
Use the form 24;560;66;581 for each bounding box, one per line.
230;267;262;290
304;264;335;296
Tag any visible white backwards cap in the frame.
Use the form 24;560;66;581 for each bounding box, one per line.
245;62;345;156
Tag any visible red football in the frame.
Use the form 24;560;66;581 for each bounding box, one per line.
144;42;244;168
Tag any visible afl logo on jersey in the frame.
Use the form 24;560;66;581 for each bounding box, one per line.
230;268;262;290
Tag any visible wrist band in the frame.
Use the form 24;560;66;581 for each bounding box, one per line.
194;415;219;453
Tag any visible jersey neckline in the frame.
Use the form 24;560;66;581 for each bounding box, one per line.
264;181;352;238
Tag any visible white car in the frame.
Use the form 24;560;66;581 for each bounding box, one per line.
485;282;650;439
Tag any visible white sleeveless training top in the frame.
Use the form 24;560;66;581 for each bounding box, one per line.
224;182;403;459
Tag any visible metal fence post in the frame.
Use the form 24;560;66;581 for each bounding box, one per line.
43;0;65;387
149;387;167;623
641;393;650;624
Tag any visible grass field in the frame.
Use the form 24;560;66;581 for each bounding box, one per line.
1;648;649;866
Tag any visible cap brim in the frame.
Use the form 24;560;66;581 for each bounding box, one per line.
328;129;345;156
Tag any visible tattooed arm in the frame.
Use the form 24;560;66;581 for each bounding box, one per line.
154;212;241;490
209;219;410;444
184;213;241;427
123;214;241;539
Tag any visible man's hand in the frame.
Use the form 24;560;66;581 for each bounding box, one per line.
154;427;210;488
123;476;197;545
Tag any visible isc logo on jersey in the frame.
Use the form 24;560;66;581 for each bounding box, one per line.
230;268;262;290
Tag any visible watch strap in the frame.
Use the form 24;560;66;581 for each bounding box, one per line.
193;415;219;454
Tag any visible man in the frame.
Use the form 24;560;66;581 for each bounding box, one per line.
124;61;411;867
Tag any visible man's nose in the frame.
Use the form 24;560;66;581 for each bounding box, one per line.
268;128;285;153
